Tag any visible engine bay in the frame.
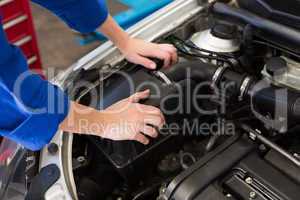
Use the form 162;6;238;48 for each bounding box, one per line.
67;1;300;199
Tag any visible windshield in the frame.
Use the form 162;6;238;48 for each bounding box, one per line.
0;139;27;200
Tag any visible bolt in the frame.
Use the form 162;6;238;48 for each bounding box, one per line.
249;132;256;140
245;177;253;184
159;185;167;195
48;143;59;155
255;129;261;134
77;156;85;163
226;193;232;198
249;191;257;199
259;144;267;152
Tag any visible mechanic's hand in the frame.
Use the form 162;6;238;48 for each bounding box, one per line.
101;90;165;144
118;38;178;69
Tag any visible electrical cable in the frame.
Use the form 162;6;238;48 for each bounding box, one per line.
169;36;236;67
171;36;236;58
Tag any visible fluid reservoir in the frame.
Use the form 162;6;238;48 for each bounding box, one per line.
190;22;240;53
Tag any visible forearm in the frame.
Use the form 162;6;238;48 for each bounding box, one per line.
97;15;130;49
59;102;106;137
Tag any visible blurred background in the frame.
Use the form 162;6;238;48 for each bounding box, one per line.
30;1;127;71
1;0;172;77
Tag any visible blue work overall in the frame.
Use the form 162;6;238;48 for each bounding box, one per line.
0;0;108;150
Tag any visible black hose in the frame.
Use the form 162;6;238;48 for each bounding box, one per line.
176;47;235;68
249;83;300;128
211;3;300;53
161;60;218;82
163;60;300;130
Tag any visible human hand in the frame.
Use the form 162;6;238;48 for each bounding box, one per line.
118;38;178;69
98;15;177;69
100;90;165;144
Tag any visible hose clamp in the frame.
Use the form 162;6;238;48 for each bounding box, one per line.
211;66;228;88
153;71;172;85
239;76;252;101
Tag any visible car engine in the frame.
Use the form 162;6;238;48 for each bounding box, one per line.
63;1;300;199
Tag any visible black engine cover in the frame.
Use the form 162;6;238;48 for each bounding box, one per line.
163;135;300;200
84;67;196;183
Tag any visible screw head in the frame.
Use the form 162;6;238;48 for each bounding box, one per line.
259;144;267;152
245;177;253;184
249;191;257;199
226;193;232;198
77;156;85;163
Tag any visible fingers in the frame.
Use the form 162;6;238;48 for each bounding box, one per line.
135;124;159;145
130;54;157;69
141;125;159;138
129;89;150;103
136;104;165;127
151;49;172;68
126;43;177;69
144;114;166;129
147;44;178;68
159;44;178;66
137;104;162;115
135;103;165;129
134;133;150;145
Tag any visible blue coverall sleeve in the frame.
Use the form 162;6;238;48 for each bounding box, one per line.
0;21;69;151
0;80;68;151
32;0;109;33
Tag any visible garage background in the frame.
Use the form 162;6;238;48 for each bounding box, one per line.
31;1;127;72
